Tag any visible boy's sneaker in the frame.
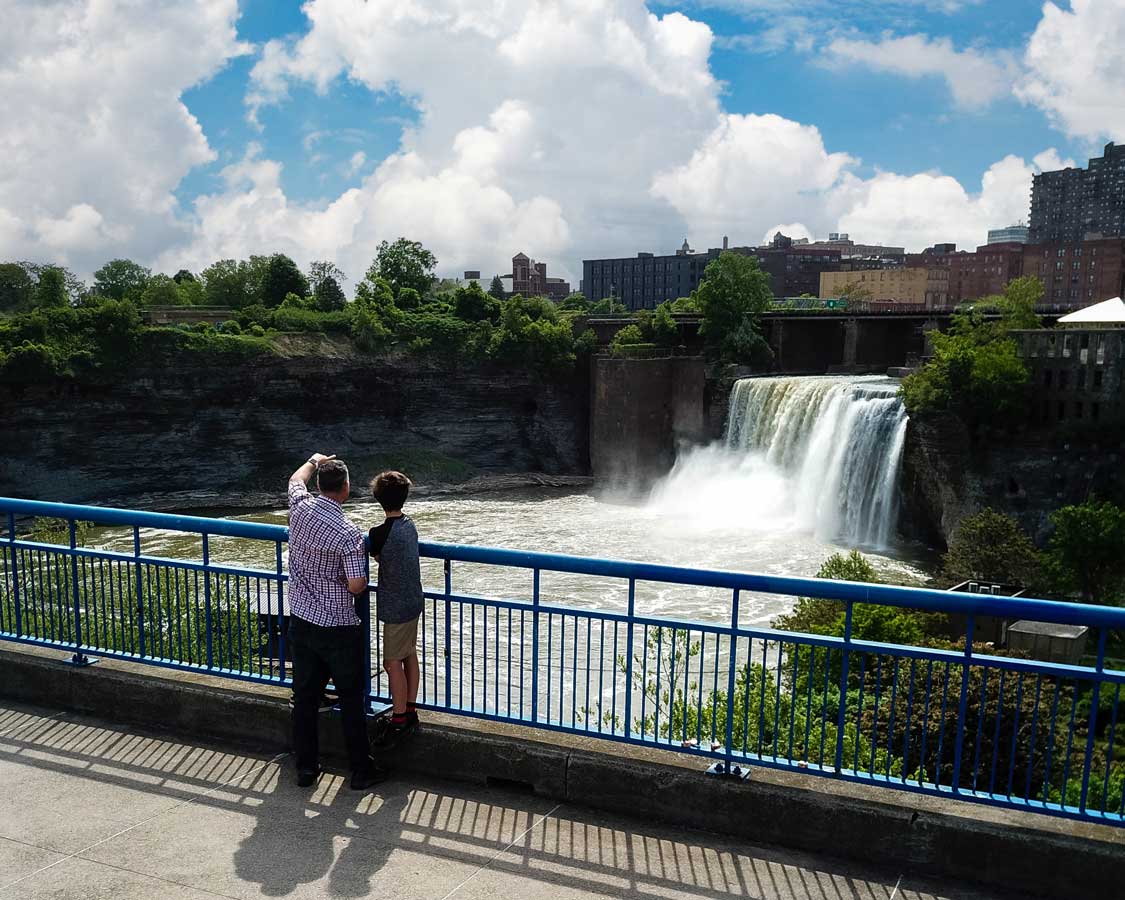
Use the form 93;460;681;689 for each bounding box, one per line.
371;711;418;748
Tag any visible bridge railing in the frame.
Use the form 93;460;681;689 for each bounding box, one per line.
3;497;1125;827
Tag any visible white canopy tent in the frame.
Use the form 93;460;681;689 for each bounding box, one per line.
1058;297;1125;327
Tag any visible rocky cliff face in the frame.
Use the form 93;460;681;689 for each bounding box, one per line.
901;415;1125;547
1;342;589;507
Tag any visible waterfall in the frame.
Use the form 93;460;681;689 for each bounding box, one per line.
726;376;908;547
647;376;908;549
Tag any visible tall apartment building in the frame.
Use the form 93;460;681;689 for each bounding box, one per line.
1030;142;1125;243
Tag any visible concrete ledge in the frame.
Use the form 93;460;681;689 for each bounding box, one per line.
3;643;1123;898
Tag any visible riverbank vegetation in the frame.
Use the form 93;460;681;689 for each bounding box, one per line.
900;276;1043;426
0;240;599;381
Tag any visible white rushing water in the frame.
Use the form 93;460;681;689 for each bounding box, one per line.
649;375;909;549
90;376;922;626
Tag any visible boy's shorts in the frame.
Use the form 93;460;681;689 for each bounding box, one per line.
382;617;419;665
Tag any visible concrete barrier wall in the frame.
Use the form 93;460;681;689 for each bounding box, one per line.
2;645;1122;898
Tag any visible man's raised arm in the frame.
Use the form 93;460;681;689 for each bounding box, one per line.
290;453;336;486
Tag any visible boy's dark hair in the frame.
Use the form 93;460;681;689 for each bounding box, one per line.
371;470;411;511
317;459;349;493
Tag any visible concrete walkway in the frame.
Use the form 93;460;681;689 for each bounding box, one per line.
0;702;1028;900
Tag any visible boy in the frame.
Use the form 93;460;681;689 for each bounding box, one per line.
369;470;425;744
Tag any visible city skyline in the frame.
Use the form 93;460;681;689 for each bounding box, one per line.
3;0;1124;286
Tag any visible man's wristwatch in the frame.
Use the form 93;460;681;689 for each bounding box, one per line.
307;457;319;467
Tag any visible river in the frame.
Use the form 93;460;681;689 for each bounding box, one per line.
89;375;933;629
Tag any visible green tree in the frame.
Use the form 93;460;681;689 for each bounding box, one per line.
261;254;309;308
558;292;589;313
172;269;196;285
176;277;205;306
34;266;69;308
693;251;772;364
610;323;646;353
650;301;678;346
92;259;150;301
453;282;501;323
942;509;1043;589
139;274;182;306
987;275;1042;331
201;259;251;308
373;238;437;299
1048;499;1125;604
0;263;34;311
308;261;348;312
488;274;507;303
774;551;880;636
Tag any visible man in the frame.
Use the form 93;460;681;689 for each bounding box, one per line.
287;452;384;790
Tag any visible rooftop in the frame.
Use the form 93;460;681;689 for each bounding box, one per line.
1058;296;1125;326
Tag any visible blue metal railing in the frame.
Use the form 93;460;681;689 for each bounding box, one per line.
3;496;1125;827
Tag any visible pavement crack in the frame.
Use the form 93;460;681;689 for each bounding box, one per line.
437;802;563;900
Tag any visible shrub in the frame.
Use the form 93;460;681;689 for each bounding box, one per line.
942;509;1043;590
610;324;645;354
220;320;242;335
248;324;266;337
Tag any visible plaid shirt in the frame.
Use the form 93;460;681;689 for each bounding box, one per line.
287;480;367;626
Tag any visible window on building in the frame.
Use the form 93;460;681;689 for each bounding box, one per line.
1078;367;1087;388
1093;402;1101;421
1097;335;1106;365
1060;369;1070;389
1047;334;1057;357
1056;261;1064;270
1095;369;1104;388
1062;334;1072;358
1059;401;1066;421
1075;401;1084;419
1044;370;1053;387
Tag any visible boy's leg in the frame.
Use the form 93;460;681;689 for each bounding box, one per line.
384;657;408;714
404;652;420;707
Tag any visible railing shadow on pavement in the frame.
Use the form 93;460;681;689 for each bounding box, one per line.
0;705;930;900
3;496;1125;831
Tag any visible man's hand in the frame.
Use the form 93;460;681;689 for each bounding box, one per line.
290;452;335;486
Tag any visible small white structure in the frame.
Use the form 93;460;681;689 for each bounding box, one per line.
1058;296;1125;328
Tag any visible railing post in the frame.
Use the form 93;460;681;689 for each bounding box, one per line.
951;615;975;794
1079;629;1108;814
275;541;286;682
834;601;854;774
530;567;539;724
8;512;21;637
360;553;373;711
723;588;740;771
624;577;635;740
134;526;145;658
444;559;453;710
202;534;214;671
67;519;91;666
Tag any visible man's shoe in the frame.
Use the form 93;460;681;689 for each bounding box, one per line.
350;764;387;791
296;767;322;788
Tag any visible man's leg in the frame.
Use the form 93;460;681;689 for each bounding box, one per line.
325;625;375;776
289;619;330;777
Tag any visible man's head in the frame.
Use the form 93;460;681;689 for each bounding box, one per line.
371;470;411;512
316;459;350;501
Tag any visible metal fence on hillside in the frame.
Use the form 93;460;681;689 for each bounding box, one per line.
2;496;1124;827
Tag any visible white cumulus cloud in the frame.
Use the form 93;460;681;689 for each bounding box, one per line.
1017;0;1125;142
0;0;249;272
824;33;1015;109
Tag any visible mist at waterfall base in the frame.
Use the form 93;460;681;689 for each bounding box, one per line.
648;375;910;550
94;376;926;628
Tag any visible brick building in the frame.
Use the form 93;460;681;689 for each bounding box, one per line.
948;243;1025;304
1020;238;1125;309
1030;142;1125;244
499;252;571;300
819;267;930;304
